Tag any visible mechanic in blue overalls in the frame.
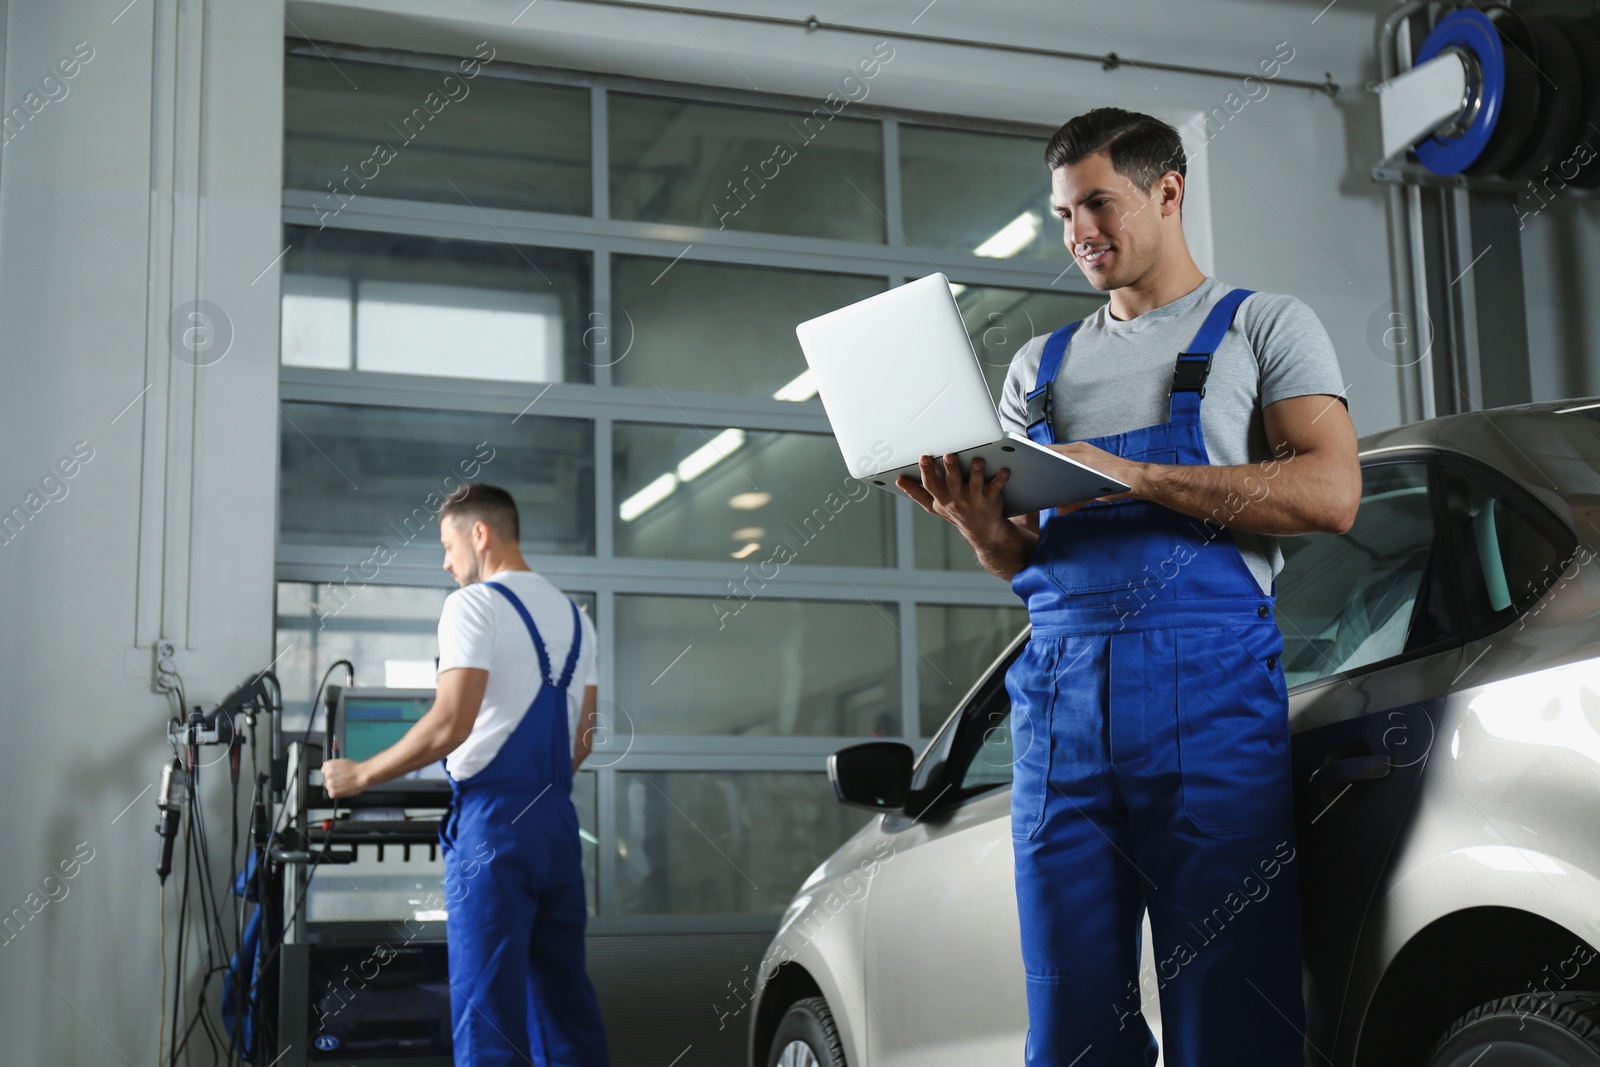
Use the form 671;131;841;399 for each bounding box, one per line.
899;108;1361;1065
324;482;611;1067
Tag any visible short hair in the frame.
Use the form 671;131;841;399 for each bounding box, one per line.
439;482;520;542
1044;107;1187;209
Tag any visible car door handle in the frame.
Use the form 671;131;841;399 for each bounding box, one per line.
1308;753;1392;790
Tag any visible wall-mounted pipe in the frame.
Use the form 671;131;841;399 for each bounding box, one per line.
1379;0;1437;423
565;0;1343;96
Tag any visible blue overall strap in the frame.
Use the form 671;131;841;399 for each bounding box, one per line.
482;580;555;687
554;599;583;689
1024;320;1084;446
1171;287;1255;399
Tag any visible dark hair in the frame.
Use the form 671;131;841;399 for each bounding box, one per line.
1044;107;1187;209
440;482;520;542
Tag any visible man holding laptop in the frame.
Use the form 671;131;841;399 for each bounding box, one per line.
898;108;1360;1065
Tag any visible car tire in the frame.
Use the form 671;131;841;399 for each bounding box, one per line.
767;996;848;1067
1426;992;1600;1065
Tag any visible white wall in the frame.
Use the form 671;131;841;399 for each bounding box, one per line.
8;0;1592;1061
0;0;282;1062
1525;192;1600;403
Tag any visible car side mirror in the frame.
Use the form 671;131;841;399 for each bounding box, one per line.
828;741;915;812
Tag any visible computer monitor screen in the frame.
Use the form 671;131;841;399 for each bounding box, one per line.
337;691;447;784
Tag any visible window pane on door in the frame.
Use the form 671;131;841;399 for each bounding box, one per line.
277;402;595;555
613;422;894;567
284;54;592;216
609;93;885;240
915;604;1028;736
1274;463;1436;686
1441;463;1575;632
281;226;593;385
950;284;1105;399
958;702;1015;792
614;771;871;915
610;256;884;398
613;594;901;736
900;124;1065;262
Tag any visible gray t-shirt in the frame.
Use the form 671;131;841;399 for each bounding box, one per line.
998;276;1347;595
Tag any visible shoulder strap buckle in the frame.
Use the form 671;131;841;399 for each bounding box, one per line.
1171;352;1211;397
1024;387;1052;431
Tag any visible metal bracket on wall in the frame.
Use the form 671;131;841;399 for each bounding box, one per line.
1372;160;1600;198
153;639;181;695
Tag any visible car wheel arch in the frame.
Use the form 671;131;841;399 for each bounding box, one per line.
1353;906;1599;1066
751;962;828;1067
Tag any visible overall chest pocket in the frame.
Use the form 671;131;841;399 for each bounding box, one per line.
1032;448;1179;597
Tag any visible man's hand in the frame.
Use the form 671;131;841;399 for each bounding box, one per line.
321;758;369;799
896;452;1010;534
330;668;488;793
1042;394;1360;535
1044;441;1147;516
896;453;1037;580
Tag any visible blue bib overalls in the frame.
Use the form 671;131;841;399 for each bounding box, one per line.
439;582;611;1067
1006;288;1306;1066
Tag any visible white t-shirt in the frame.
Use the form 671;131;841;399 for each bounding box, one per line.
436;569;598;781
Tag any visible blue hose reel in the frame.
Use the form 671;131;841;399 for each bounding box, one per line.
1412;10;1505;176
1407;5;1598;182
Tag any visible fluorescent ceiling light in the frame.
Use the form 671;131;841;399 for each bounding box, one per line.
619;472;678;522
731;542;761;559
729;491;772;510
619;427;751;523
677;428;746;482
773;370;818;402
973;211;1041;259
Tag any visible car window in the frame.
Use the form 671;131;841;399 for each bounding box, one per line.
907;652;1018;807
1275;461;1447;686
959;696;1013;792
1439;459;1575;633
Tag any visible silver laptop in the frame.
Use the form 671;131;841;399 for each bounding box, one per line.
795;272;1129;517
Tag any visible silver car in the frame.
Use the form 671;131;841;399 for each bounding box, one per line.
750;399;1600;1067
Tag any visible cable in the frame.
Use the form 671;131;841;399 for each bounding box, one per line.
161;671;293;1067
165;664;346;1065
307;659;355;755
248;780;342;999
184;774;228;1064
170;795;203;1066
168;743;191;1066
245;660;347;1056
167;690;238;1066
158;882;167;1067
254;670;282;1059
